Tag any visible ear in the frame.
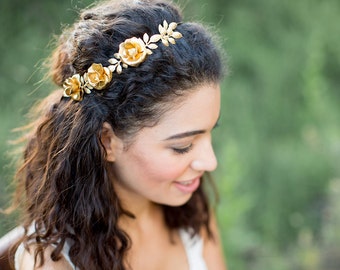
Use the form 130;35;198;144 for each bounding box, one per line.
101;122;121;162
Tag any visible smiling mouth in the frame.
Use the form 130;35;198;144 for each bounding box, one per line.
174;177;201;193
180;180;195;186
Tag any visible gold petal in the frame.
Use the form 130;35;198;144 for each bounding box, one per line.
169;22;177;31
103;67;111;76
172;31;182;39
72;91;83;101
162;39;169;47
159;24;166;35
163;20;168;29
168;37;176;44
64;88;72;95
64;77;71;85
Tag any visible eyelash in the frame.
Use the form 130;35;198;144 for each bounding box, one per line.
172;144;193;154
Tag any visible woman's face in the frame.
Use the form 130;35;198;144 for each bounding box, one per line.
111;83;221;208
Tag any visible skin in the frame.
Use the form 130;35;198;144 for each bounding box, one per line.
18;82;227;270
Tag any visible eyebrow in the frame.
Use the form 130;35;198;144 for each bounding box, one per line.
164;115;221;141
164;130;206;140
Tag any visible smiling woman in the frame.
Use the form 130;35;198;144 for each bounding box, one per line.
109;83;220;208
4;0;228;269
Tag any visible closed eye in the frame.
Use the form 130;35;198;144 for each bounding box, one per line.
172;144;193;154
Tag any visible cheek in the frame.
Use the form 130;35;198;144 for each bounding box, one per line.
135;152;188;182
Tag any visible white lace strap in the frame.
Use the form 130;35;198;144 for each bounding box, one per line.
14;242;25;270
14;240;76;270
14;223;76;270
179;229;208;270
61;239;77;269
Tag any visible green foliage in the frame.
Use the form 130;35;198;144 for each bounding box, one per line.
1;0;339;269
198;0;340;269
0;0;93;235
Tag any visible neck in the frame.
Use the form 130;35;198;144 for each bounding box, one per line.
114;182;164;230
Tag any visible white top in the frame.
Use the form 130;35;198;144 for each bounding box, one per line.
15;229;207;270
179;229;208;270
0;226;24;256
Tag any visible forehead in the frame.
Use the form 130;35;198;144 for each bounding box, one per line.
163;83;219;120
135;83;221;140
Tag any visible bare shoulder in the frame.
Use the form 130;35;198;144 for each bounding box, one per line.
202;213;228;270
18;244;73;270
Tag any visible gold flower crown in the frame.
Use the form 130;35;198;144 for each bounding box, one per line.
63;20;182;101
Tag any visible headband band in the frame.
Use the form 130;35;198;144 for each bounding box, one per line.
63;20;182;101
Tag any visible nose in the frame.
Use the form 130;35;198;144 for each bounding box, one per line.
191;137;218;172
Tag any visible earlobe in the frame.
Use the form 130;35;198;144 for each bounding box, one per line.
101;122;119;162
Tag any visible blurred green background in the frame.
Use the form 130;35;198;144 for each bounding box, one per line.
1;0;340;269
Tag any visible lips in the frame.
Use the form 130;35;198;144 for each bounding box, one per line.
174;176;201;193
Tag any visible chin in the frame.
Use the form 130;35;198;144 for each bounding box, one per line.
162;194;193;207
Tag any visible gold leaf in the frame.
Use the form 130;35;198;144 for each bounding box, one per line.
117;64;122;74
108;58;118;64
108;65;116;72
147;43;158;49
143;33;149;43
79;75;85;84
150;34;161;43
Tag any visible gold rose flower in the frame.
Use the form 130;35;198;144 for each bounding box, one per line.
118;37;148;67
86;63;112;90
63;74;84;101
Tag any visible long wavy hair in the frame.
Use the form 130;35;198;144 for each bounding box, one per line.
11;0;224;269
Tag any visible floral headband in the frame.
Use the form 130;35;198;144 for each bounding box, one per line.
63;20;182;101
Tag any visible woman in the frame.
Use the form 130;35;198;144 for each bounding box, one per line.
12;0;227;269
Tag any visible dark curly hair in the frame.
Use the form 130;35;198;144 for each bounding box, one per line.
12;0;224;269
